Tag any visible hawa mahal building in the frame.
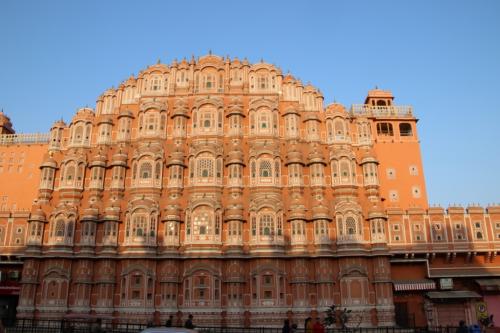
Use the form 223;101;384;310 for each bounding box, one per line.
0;54;499;328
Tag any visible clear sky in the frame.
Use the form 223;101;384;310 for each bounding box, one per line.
0;0;499;206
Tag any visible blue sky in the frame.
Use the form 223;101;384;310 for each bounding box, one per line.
0;0;499;206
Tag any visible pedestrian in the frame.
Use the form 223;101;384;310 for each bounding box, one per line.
282;319;291;333
166;315;173;327
456;320;468;333
312;317;325;333
90;318;104;333
304;317;313;333
184;314;195;329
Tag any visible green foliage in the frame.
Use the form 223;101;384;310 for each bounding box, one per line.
324;305;352;328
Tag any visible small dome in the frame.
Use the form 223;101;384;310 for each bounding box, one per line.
198;53;224;66
96;114;114;125
307;147;326;166
51;119;66;129
104;205;120;221
162;204;181;222
178;58;189;69
118;109;134;119
288;197;307;221
225;198;244;221
285;147;303;166
166;150;185;167
81;205;99;222
143;62;170;74
109;149;128;167
311;202;331;220
225;149;245;166
282;106;300;117
303;112;320;122
29;205;46;223
40;153;57;169
71;107;95;123
171;101;189;118
367;203;386;220
359;149;378;165
123;75;136;87
283;74;296;84
90;148;108;167
325;103;347;115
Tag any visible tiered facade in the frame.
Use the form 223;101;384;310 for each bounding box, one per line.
0;54;499;328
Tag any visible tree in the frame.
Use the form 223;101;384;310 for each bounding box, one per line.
324;305;351;329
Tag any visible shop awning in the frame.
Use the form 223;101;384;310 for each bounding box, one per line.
393;279;436;291
426;291;481;299
475;279;500;292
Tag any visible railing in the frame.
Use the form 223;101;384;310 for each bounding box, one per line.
351;105;413;118
5;319;461;333
0;133;50;145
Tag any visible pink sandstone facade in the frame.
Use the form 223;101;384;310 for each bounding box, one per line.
0;54;499;327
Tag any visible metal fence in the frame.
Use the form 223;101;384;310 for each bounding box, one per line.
5;319;460;333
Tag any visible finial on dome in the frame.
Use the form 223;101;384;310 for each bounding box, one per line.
260;58;264;63
375;85;378;89
157;58;161;64
209;49;212;55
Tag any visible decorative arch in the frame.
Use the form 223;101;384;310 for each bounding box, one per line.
335;202;364;243
124;199;159;246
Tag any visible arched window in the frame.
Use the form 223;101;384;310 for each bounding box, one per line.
259;160;272;177
65;165;75;184
147;114;156;131
55;219;65;237
160;114;166;131
197;158;214;178
376;123;393;136
258;76;268;89
140;162;152;179
150;75;163;91
155;162;161;180
334;119;345;136
195;211;210;235
340;161;350;182
314;220;329;244
346;217;357;235
259;214;274;236
274;160;280;179
132;163;137;180
73;125;84;145
326;120;333;141
399;123;413;136
132;215;147;237
259;114;269;129
203;73;215;89
196;106;219;134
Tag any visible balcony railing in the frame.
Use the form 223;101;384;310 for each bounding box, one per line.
0;132;50;145
351;104;413;118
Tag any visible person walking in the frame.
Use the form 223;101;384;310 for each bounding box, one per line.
312;317;325;333
184;314;195;329
456;320;468;333
282;319;291;333
304;317;313;333
165;315;173;327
